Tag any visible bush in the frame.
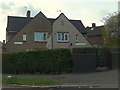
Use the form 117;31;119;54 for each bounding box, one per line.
72;47;96;54
95;47;111;67
2;49;72;74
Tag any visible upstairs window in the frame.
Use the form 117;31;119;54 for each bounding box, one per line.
75;35;79;42
57;33;69;42
34;32;48;42
23;34;26;41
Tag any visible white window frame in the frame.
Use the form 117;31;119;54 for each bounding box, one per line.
34;32;48;42
57;33;69;42
76;42;86;45
23;34;27;41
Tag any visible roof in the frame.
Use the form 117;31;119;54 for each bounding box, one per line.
70;20;86;34
7;15;86;34
48;18;86;33
6;16;33;32
48;18;55;25
86;26;104;36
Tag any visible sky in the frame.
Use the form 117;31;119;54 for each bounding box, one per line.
0;0;118;42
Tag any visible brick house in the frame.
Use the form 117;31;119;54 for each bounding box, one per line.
86;23;104;46
4;11;92;53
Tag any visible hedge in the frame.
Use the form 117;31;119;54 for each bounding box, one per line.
72;47;96;54
3;47;117;74
95;47;111;67
2;49;72;74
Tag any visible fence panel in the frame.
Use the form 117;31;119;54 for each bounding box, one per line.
72;53;96;73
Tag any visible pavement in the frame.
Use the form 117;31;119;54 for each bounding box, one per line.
2;87;119;90
2;69;119;89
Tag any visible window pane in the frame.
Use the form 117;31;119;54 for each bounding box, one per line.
75;35;78;42
62;33;64;41
44;33;46;40
37;33;39;41
23;34;26;41
64;34;68;41
39;33;43;41
57;33;61;40
34;32;37;41
46;33;48;40
36;32;39;41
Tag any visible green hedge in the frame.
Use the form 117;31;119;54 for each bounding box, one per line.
95;47;111;67
3;47;117;74
72;47;96;54
2;49;72;74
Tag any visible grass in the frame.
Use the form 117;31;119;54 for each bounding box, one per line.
2;76;63;85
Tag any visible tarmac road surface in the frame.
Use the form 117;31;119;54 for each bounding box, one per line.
2;87;119;90
2;69;118;89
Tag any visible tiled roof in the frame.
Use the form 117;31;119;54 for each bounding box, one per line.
7;16;86;34
7;16;33;32
70;20;86;34
86;26;104;36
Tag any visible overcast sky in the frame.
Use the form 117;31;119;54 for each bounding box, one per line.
0;0;118;42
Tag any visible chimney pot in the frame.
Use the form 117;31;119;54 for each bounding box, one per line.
26;10;31;17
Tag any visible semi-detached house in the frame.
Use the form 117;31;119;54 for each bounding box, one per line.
4;11;92;53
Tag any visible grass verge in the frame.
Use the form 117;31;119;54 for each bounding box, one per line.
2;76;63;85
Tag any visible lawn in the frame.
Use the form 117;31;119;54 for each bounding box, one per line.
2;75;63;85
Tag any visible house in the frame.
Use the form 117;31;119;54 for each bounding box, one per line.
4;11;92;53
51;13;91;49
86;23;104;46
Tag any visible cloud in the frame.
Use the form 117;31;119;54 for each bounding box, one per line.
17;4;39;17
0;2;14;11
0;0;118;41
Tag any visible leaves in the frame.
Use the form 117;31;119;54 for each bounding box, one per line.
103;12;120;47
2;49;72;74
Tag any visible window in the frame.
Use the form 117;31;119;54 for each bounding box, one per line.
75;35;78;42
58;33;61;40
57;33;69;42
23;34;26;41
34;32;48;42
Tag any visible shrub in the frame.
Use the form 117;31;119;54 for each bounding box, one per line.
2;49;72;74
72;47;95;54
95;47;111;67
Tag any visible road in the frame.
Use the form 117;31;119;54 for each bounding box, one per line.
2;87;119;90
2;69;118;89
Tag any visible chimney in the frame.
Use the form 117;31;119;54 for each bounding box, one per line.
92;23;96;27
26;10;31;17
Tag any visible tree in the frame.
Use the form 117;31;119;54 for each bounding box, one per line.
102;12;120;47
